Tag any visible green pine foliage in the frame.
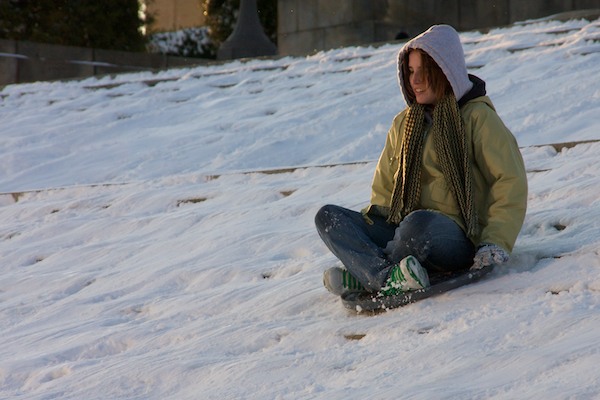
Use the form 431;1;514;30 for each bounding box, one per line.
202;0;277;48
0;0;152;52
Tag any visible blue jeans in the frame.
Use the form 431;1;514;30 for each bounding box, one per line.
314;204;475;292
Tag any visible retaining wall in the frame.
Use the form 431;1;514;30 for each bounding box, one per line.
277;0;600;55
0;39;202;86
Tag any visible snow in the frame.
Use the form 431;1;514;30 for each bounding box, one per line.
1;17;600;399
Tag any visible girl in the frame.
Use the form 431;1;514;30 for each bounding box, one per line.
315;25;528;297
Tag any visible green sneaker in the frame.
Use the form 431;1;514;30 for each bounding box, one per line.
379;255;430;297
323;267;366;296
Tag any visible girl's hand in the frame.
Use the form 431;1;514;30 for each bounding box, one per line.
472;244;508;270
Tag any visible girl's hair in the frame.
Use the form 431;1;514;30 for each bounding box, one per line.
402;48;453;104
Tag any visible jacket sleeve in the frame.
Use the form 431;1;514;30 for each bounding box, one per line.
469;103;528;253
364;111;406;216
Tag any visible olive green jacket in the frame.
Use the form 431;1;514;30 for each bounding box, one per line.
364;96;528;252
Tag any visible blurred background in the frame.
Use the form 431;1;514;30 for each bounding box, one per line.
1;0;598;85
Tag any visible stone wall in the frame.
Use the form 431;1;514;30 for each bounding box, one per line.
277;0;600;55
277;0;392;55
0;40;201;86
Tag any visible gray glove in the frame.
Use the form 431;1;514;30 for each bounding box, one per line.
471;244;509;270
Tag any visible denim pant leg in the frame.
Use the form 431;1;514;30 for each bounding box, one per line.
389;210;475;272
315;204;396;292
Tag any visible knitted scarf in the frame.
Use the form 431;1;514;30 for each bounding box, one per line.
387;95;477;238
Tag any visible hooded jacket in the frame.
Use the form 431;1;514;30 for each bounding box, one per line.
365;25;528;252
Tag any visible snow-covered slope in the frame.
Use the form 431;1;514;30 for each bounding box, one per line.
1;17;600;399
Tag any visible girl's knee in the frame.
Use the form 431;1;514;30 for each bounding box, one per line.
398;210;435;241
315;204;339;231
403;210;435;226
401;210;458;236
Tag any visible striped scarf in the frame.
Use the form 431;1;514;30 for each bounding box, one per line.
387;95;477;238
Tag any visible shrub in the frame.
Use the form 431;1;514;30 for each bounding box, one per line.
149;27;216;58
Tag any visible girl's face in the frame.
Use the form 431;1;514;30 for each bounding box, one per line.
408;50;437;105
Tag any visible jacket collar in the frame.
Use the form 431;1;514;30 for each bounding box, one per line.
458;74;487;108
